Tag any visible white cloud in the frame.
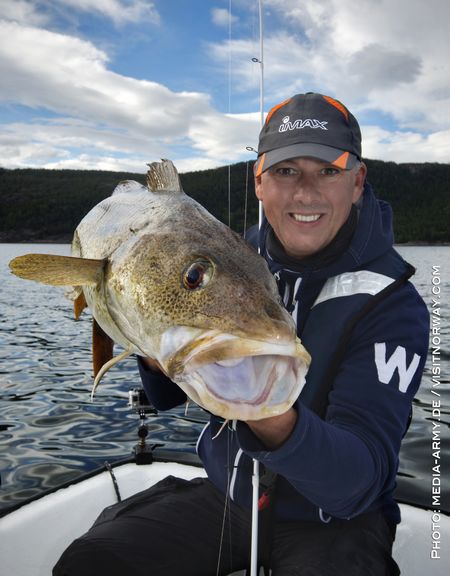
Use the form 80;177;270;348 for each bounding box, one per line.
0;21;207;135
0;18;259;172
189;111;260;161
209;0;450;162
0;0;50;25
43;154;150;172
0;117;230;173
55;0;160;26
348;44;422;90
362;125;450;164
0;0;449;172
0;0;160;27
263;0;450;126
211;7;238;28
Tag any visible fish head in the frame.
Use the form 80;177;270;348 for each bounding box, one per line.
8;160;311;421
106;211;310;420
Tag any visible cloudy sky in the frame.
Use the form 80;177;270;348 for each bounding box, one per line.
1;0;449;173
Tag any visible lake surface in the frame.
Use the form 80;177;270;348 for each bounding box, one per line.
0;243;449;514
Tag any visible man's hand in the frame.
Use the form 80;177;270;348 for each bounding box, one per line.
246;407;298;450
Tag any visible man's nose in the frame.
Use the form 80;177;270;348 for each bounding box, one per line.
292;175;319;203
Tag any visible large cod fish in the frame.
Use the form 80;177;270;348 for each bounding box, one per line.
9;160;310;421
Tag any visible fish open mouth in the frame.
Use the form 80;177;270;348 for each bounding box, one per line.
159;328;310;421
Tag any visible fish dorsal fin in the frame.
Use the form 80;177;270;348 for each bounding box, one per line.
146;159;182;194
112;180;146;196
9;254;105;286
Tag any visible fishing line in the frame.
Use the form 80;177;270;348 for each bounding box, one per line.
228;164;232;229
226;423;235;572
216;466;231;576
256;0;265;235
220;3;266;575
215;424;234;576
243;160;250;237
227;0;233;229
215;5;235;571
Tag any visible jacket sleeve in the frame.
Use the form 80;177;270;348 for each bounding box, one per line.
236;283;429;518
137;356;187;410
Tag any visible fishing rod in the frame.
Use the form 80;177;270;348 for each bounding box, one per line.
256;0;265;235
225;2;266;573
250;3;265;575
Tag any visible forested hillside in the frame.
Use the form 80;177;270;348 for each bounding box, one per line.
0;159;449;243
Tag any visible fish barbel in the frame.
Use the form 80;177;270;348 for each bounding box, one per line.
9;160;310;420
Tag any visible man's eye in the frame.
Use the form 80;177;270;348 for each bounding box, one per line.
321;167;341;176
275;167;297;176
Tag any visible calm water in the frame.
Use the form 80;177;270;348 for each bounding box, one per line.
0;244;449;513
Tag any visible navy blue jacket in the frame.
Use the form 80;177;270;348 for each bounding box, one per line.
138;182;429;525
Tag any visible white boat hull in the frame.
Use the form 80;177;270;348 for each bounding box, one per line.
0;461;447;576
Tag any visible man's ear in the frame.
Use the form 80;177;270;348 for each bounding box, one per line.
254;163;263;201
352;162;367;203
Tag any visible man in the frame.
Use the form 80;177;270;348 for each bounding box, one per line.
54;93;429;575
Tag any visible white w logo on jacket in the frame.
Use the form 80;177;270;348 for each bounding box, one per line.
374;343;421;393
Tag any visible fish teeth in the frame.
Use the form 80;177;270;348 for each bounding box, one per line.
292;213;321;222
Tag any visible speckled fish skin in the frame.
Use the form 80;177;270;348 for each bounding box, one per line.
11;160;311;420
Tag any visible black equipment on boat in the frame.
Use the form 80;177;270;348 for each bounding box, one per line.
128;387;158;465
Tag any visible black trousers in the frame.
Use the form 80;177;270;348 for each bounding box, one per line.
53;476;400;576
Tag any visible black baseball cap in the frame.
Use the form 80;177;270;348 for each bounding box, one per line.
255;92;362;177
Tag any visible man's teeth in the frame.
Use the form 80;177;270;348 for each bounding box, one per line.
292;214;321;222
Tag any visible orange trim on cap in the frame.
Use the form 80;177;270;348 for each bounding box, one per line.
332;151;350;169
255;153;266;177
322;95;349;121
265;98;292;125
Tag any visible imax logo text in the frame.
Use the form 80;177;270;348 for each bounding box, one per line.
279;116;328;132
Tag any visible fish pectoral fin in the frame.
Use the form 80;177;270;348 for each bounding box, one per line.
74;291;88;320
211;419;230;440
93;319;115;376
9;254;105;286
91;348;132;400
91;320;132;399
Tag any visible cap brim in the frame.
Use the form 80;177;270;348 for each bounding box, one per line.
255;143;359;176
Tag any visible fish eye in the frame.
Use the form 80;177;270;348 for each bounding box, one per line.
182;260;213;290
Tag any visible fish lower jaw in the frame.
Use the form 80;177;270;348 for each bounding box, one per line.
202;397;294;422
173;354;308;421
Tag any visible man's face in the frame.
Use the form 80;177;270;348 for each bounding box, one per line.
255;157;367;259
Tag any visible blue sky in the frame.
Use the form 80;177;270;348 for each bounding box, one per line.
0;0;449;173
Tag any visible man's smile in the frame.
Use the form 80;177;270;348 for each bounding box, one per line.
290;213;322;223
